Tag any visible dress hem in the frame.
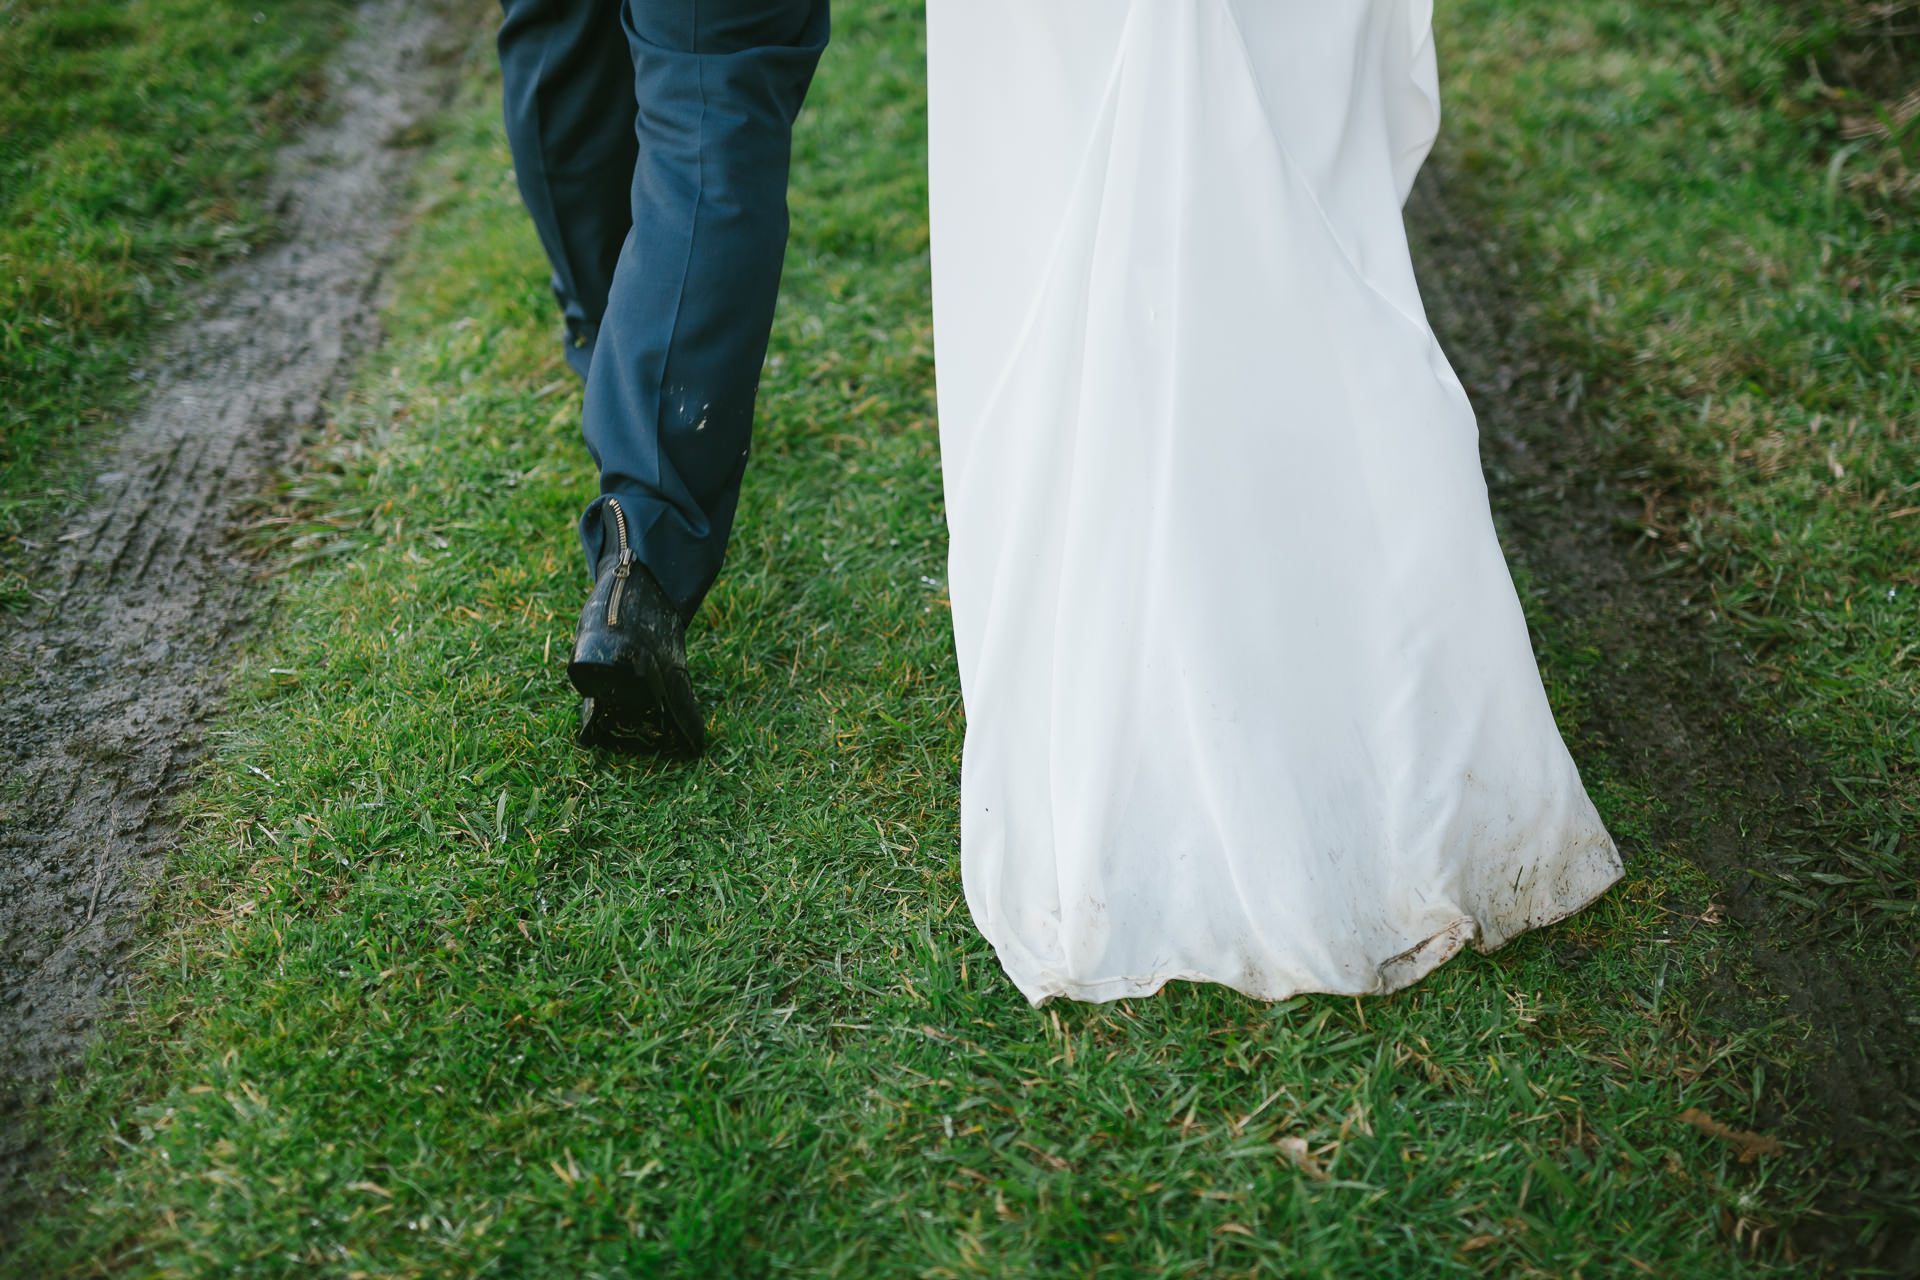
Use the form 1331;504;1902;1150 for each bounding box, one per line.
997;852;1624;1008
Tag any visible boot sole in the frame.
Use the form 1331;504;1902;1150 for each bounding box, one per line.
568;653;705;757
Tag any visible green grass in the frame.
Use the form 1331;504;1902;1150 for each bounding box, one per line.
1436;0;1920;934
0;0;354;602
6;0;1916;1275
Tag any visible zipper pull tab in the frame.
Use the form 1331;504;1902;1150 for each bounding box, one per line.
607;549;635;628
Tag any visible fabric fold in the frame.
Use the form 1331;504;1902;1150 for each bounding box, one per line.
928;0;1621;1006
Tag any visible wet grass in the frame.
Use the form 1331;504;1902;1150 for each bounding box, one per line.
0;0;354;606
4;0;1914;1275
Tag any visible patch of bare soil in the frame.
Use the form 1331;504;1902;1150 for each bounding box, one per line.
0;0;456;1198
1406;164;1920;1269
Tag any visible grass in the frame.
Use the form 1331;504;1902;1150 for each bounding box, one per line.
4;0;1915;1275
1437;0;1920;939
0;0;354;604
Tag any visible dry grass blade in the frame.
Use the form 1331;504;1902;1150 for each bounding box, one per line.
1276;1137;1330;1181
1675;1109;1787;1163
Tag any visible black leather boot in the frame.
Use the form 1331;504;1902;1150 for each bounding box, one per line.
567;498;705;756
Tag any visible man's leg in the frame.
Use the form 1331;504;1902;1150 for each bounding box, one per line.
567;0;828;754
497;0;637;379
580;0;829;618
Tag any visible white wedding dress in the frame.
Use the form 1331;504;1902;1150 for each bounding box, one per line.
926;0;1623;1005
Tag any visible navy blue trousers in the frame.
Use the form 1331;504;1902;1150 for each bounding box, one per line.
498;0;828;618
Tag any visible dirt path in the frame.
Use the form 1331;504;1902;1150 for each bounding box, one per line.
1407;165;1920;1266
0;0;457;1167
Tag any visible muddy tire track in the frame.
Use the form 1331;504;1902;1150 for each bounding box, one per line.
0;0;457;1184
1406;164;1920;1269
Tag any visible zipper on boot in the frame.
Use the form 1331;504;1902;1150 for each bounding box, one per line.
605;497;635;628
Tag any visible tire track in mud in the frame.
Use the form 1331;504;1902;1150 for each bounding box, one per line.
0;0;457;1174
1406;164;1919;1268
